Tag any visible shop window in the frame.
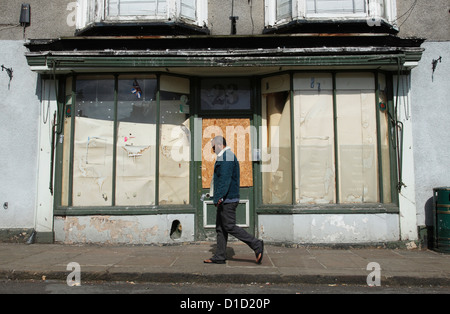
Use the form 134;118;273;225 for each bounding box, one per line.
73;76;115;206
261;74;292;205
62;74;190;209
336;73;379;203
159;75;191;205
377;73;392;203
115;75;157;206
293;73;335;204
265;72;393;206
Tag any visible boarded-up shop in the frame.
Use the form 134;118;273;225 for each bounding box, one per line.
24;0;424;244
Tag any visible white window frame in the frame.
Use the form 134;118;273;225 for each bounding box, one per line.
305;0;368;18
265;0;396;27
106;0;171;21
76;0;208;30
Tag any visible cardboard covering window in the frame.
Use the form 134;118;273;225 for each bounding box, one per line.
336;73;379;203
293;73;335;204
73;77;115;206
261;74;292;205
72;76;160;207
159;75;191;205
377;73;392;203
116;77;157;206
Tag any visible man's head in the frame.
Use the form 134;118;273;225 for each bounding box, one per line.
211;136;227;155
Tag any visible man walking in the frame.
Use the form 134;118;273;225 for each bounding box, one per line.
204;136;264;264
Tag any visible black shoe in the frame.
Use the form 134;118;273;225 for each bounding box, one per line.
204;258;226;264
255;240;264;264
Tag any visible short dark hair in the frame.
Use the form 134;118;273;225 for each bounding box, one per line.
213;136;227;147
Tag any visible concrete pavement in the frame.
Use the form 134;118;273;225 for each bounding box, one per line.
1;242;450;287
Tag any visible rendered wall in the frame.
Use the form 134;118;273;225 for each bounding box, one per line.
0;41;39;230
259;214;400;244
54;214;195;244
411;41;450;228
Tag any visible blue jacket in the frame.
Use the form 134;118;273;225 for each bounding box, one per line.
213;148;240;204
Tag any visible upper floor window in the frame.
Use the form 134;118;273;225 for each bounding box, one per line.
108;0;169;18
76;0;208;31
306;0;366;15
265;0;397;28
277;0;293;20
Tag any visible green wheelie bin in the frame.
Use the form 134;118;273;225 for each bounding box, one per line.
433;187;450;253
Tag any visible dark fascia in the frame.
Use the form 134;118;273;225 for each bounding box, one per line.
263;19;399;35
24;33;425;53
75;21;210;37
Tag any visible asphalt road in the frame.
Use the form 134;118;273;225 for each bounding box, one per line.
1;279;449;294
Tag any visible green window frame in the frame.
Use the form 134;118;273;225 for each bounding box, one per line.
55;73;195;215
257;71;399;213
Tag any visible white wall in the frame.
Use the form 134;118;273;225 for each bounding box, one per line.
411;41;450;228
0;41;39;230
259;214;400;243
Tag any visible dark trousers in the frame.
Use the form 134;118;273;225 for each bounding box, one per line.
214;202;261;261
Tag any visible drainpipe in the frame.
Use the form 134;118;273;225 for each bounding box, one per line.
394;56;406;193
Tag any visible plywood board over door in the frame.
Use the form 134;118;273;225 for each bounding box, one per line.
202;118;253;189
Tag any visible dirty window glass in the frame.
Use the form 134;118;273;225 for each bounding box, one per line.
159;75;191;205
377;73;392;203
261;74;292;205
336;73;379;203
293;73;336;204
306;0;366;14
181;0;196;20
75;78;115;121
115;76;158;206
277;0;292;20
108;0;167;17
73;76;115;206
201;78;251;111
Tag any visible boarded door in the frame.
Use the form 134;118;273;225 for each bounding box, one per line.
200;118;254;239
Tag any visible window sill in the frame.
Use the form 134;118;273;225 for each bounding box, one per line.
264;18;398;35
256;203;399;215
75;21;210;37
54;205;196;216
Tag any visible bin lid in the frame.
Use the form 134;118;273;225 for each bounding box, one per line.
434;187;450;191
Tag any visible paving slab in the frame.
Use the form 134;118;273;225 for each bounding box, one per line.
1;243;450;286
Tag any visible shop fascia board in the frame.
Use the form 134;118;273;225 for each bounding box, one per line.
25;47;423;74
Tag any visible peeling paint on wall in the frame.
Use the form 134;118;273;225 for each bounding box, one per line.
259;214;400;244
54;215;195;244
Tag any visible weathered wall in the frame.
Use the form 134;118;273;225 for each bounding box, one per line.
0;0;265;39
397;0;450;231
208;0;265;35
259;214;400;243
410;41;450;227
397;0;450;41
0;0;75;40
0;41;40;230
54;214;195;244
2;0;449;40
